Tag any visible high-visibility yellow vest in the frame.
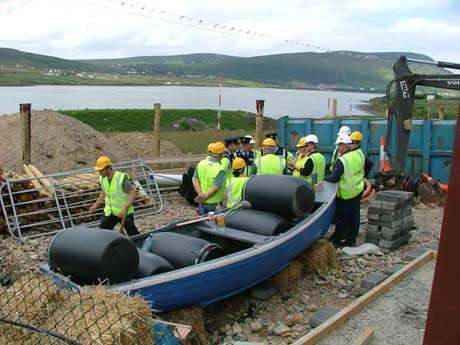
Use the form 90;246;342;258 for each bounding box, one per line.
256;154;286;175
196;158;225;204
100;171;134;217
225;176;248;208
337;150;365;200
293;152;326;185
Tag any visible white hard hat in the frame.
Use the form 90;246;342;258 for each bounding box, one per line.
305;134;319;144
338;126;351;136
244;135;255;144
336;135;352;145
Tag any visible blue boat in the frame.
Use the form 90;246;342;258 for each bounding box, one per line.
40;181;336;312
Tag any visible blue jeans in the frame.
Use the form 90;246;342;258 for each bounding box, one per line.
198;203;217;215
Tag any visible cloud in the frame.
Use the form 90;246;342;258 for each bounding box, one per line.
0;0;458;61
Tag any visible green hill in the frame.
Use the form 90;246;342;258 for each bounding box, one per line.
0;47;448;90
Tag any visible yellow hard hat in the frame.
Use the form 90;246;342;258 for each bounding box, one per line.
207;142;214;152
262;138;277;147
232;157;246;170
95;155;112;171
296;137;307;148
350;131;363;142
210;141;225;154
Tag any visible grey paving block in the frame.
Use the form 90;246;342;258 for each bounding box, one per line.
367;223;381;232
403;246;428;261
381;226;402;238
383;264;405;276
379;233;411;250
366;229;382;239
403;207;412;216
378;218;403;228
309;306;341;328
367;212;380;221
361;272;388;290
368;200;382;209
380;212;402;222
365;237;380;245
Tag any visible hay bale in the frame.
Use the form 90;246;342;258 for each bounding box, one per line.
269;260;303;292
165;306;209;345
298;240;338;274
47;286;153;345
0;272;64;342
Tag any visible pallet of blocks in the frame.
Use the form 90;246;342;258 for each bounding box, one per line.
365;190;414;253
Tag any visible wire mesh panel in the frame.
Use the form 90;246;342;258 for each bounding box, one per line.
0;159;163;242
0;271;155;345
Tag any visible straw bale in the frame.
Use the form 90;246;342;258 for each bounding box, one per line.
47;286;153;345
269;260;303;292
165;306;209;345
298;240;338;274
0;272;64;341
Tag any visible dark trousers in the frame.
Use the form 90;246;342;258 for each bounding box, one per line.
331;194;361;246
100;213;140;237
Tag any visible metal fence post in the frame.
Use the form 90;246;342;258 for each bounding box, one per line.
20;103;32;165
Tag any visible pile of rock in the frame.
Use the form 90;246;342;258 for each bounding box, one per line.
365;190;414;253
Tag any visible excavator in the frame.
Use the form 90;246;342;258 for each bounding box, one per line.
382;55;460;204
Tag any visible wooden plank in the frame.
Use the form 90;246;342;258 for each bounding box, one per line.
20;103;31;165
292;250;436;345
351;327;374;345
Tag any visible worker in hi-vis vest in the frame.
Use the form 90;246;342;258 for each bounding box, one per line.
349;131;373;179
192;142;226;215
326;134;365;247
329;125;351;172
89;155;140;236
225;157;249;208
221;136;239;180
256;138;287;175
290;135;326;185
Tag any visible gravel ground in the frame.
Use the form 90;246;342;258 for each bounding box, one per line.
0;195;444;345
317;260;435;345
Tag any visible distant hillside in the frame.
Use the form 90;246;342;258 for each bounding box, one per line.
0;47;448;90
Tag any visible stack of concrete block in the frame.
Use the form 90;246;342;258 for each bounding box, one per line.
365;190;414;253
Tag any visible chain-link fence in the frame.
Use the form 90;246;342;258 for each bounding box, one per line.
0;268;155;345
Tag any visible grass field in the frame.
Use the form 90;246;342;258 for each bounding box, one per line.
0;69;271;87
61;108;277;132
369;96;460;119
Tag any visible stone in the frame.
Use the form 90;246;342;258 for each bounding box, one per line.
285;315;296;327
234;333;247;341
307;304;318;312
232;342;265;345
293;313;305;323
222;336;233;344
404;246;428;261
232;322;243;335
249;320;263;333
379;233;411;250
309;306;340;328
361;272;388;290
250;282;276;301
383;264;405;276
273;322;291;336
260;319;272;328
339;292;349;299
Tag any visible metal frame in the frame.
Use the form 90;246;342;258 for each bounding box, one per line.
0;159;163;242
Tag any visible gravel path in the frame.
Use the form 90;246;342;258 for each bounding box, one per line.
317;260;435;345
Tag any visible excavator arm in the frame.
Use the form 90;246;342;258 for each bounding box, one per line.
384;56;460;172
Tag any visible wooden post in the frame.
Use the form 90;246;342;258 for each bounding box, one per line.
153;103;161;158
331;98;337;118
20;103;32;165
255;100;265;148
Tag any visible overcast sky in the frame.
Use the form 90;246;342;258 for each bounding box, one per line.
0;0;459;61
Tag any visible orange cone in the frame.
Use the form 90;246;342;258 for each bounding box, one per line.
379;137;391;173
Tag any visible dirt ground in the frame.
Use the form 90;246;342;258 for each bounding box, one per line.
0;111;183;174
